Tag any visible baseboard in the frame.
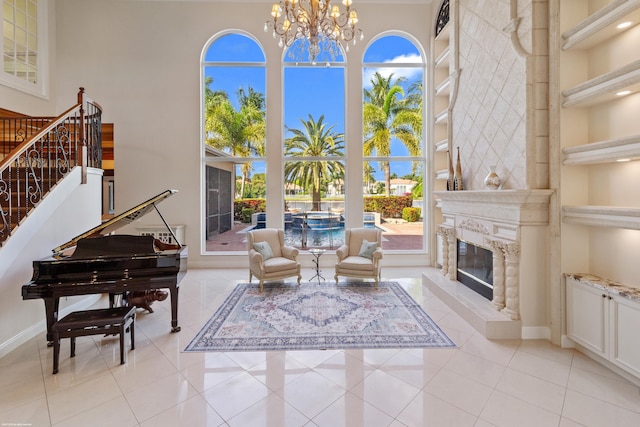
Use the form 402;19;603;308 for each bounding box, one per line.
561;334;576;348
521;326;551;340
0;294;102;358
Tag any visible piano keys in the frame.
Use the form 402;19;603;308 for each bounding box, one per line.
22;189;187;344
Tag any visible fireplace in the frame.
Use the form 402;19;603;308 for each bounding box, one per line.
457;240;493;300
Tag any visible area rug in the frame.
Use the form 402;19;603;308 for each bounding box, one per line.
184;281;455;352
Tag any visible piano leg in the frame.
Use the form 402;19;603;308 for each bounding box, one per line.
169;285;181;333
44;297;60;346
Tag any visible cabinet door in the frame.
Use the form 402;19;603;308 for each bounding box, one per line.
610;295;640;377
566;278;608;356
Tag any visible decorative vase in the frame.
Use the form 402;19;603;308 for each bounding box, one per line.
454;147;463;190
446;150;455;191
484;165;501;190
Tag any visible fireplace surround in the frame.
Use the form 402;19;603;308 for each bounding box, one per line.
427;189;553;339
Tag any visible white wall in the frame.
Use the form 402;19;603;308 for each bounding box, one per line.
0;168;103;356
52;0;432;268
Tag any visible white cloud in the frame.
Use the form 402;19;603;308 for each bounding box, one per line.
363;53;423;89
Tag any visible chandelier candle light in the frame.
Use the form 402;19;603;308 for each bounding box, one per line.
265;0;363;63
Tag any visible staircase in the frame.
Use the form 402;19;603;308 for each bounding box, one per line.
0;88;103;246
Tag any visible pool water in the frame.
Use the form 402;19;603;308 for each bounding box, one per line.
253;212;377;249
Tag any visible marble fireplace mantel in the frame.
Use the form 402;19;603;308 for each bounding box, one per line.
434;189;554;226
428;189;554;339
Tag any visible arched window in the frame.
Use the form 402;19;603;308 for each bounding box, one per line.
202;32;266;253
363;34;425;251
282;39;346;249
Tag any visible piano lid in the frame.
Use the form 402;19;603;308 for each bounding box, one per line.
52;189;179;255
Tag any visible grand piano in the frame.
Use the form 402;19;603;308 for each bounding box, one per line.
22;189;187;344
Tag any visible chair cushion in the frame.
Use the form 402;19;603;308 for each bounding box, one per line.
253;241;274;260
337;255;375;271
358;239;378;259
263;256;299;273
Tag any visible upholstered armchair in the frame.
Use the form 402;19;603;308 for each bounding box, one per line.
334;228;383;286
247;228;302;291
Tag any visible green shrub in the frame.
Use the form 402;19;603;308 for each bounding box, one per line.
241;208;255;223
364;195;413;218
402;207;422;222
234;199;266;222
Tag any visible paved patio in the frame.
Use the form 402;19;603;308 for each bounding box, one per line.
206;221;424;252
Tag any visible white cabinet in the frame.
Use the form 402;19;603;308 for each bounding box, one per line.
566;275;640;379
566;277;608;356
611;295;640;377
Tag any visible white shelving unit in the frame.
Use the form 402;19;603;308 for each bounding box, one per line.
559;0;640;382
431;0;452;266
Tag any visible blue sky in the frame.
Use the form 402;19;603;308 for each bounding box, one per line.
204;34;423;180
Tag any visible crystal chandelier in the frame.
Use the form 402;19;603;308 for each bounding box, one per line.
265;0;363;63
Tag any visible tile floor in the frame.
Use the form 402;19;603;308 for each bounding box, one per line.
1;267;640;426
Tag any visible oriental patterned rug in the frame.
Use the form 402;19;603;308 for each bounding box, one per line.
184;281;455;352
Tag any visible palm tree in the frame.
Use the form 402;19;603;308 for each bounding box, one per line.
284;115;345;211
205;85;265;198
363;72;422;195
204;76;228;113
236;86;266;198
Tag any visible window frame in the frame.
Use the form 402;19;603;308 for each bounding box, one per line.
282;39;347;215
200;31;267;254
0;0;48;98
362;33;427;252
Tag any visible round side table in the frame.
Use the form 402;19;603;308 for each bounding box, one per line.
308;248;326;282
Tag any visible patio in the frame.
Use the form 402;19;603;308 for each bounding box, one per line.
205;220;424;252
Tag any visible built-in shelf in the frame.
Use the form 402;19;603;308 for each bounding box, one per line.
435;169;449;180
562;59;640;107
435;109;448;124
435;22;450;42
562;205;640;230
562;0;640;50
435;46;450;68
435;138;448;152
435;78;450;97
563;135;640;164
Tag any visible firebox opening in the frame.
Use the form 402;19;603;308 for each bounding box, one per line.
457;240;493;300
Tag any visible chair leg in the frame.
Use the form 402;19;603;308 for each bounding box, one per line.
334;274;339;285
297;274;302;285
70;337;76;357
259;279;264;292
249;272;252;283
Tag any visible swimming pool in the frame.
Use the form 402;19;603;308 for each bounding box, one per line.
252;212;378;249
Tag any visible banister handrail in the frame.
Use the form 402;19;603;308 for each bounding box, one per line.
0;88;103;246
0;103;81;170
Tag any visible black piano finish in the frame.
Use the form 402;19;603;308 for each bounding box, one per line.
21;190;187;344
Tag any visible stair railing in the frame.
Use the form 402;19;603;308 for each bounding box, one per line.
0;88;102;245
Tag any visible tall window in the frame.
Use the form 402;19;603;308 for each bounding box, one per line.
202;33;266;253
283;40;346;250
363;35;425;251
1;0;46;96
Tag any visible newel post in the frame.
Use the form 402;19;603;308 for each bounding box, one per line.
78;87;88;184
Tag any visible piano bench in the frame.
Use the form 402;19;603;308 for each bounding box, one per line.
51;306;136;375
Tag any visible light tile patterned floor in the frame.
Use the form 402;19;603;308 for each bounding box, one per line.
1;267;640;426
